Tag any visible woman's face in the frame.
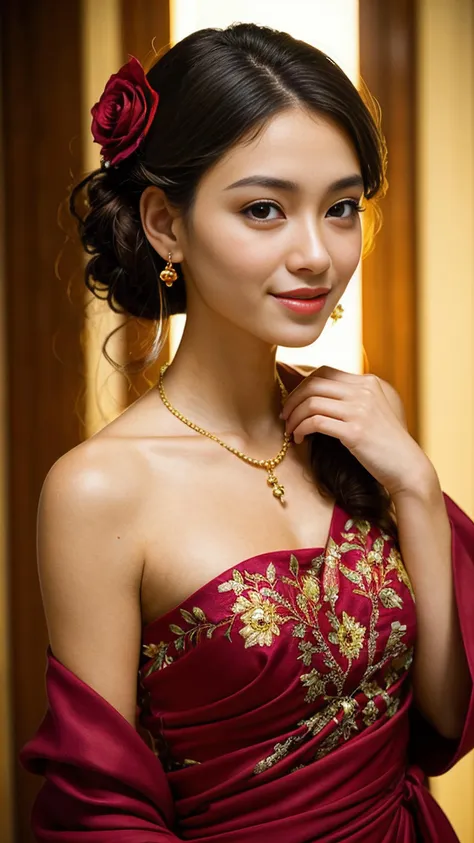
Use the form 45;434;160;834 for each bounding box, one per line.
175;107;364;348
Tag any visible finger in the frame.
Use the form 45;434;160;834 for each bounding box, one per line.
292;415;347;444
285;396;350;437
316;365;363;383
280;376;351;420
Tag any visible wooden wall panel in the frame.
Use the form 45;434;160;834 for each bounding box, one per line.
1;1;85;839
120;0;172;402
359;0;418;437
121;0;170;67
0;51;15;843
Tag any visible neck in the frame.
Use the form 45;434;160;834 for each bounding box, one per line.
159;321;288;448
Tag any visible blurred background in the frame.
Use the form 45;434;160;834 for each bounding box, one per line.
0;0;472;840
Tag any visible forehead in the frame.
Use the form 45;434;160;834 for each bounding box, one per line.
201;108;361;192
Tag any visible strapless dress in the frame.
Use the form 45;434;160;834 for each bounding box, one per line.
21;493;474;842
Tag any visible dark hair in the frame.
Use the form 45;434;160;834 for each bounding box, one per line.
70;22;396;540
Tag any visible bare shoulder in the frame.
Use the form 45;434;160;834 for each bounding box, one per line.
41;431;146;515
38;434;149;727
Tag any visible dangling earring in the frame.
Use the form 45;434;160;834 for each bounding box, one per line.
159;253;178;287
330;304;344;323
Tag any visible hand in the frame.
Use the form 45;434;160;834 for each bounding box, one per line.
280;366;435;498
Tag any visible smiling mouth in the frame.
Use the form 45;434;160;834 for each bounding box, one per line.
271;293;329;314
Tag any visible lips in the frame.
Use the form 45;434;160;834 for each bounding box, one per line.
272;294;329;314
271;293;329;302
272;288;330;299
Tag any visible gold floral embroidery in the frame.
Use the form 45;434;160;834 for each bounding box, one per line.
142;641;174;670
141;606;239;677
361;679;383;698
141;516;415;771
386;546;416;602
334;612;366;659
233;592;284;648
301;574;320;602
362;699;379;726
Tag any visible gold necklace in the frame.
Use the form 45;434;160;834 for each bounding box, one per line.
157;362;292;504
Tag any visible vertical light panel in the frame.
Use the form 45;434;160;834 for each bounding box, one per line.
82;0;126;435
169;0;361;373
417;1;474;840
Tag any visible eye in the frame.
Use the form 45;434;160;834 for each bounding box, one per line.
327;199;365;219
241;201;284;222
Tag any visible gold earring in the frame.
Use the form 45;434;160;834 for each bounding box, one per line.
330;304;344;323
159;253;178;287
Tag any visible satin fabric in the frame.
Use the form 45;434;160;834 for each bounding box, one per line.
21;493;474;842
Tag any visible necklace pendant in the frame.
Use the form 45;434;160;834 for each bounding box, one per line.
267;471;286;503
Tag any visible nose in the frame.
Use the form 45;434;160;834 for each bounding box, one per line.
286;219;331;276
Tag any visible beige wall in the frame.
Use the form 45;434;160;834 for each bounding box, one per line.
417;0;474;840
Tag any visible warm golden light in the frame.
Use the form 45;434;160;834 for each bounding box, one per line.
417;1;474;838
82;0;127;435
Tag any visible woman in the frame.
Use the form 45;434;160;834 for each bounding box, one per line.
21;22;474;843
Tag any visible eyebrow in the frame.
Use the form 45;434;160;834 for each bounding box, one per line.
224;174;364;193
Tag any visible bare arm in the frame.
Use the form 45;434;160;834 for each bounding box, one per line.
392;478;471;740
381;381;471;740
22;438;180;839
37;438;146;726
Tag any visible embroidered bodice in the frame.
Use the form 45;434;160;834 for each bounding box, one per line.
138;502;416;824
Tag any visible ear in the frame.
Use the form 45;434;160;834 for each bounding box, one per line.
139;186;185;263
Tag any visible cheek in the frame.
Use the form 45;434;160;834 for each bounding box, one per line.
193;210;278;278
328;225;362;277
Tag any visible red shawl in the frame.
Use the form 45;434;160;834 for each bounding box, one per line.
21;493;474;842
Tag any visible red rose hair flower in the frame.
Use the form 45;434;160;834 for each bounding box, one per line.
91;56;159;167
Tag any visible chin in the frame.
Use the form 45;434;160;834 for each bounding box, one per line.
274;325;327;349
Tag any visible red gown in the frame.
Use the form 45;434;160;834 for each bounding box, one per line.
21;492;474;842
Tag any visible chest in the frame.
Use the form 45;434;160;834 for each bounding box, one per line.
140;512;416;735
140;436;336;625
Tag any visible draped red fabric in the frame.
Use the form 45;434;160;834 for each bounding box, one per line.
20;492;474;842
